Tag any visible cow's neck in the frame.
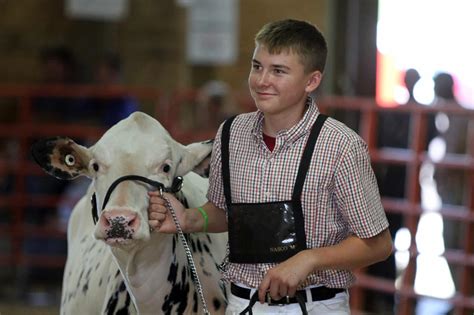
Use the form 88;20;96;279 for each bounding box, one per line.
110;232;191;313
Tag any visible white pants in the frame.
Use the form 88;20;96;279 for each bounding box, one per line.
225;289;351;315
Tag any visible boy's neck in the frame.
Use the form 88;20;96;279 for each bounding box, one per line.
262;103;308;136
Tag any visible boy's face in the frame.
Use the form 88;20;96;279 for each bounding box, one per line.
248;44;321;117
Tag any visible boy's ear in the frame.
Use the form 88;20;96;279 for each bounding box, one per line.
305;71;323;93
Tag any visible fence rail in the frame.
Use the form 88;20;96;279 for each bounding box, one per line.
0;84;473;314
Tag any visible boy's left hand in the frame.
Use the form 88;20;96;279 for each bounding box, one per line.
258;250;315;303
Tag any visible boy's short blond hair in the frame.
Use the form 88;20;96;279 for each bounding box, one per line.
255;19;328;74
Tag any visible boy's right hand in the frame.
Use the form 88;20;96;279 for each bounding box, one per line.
147;191;186;233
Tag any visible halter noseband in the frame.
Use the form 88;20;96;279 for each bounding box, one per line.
90;175;184;224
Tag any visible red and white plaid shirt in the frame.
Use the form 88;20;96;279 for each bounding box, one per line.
207;100;389;289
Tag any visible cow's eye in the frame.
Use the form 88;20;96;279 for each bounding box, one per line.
65;154;75;166
92;163;99;172
162;164;171;173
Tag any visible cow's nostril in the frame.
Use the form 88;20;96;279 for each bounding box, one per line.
104;218;111;227
99;209;140;240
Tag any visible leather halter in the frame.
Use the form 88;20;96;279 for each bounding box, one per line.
90;175;183;224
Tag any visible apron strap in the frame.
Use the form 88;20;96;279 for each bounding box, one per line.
292;114;328;200
221;114;328;204
221;115;237;207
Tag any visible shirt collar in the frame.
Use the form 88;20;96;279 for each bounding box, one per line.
251;98;320;145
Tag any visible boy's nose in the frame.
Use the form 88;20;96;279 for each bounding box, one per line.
257;71;270;86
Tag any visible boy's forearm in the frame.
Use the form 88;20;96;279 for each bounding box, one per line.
184;201;228;233
307;229;393;272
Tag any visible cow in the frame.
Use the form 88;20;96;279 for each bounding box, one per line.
31;112;228;314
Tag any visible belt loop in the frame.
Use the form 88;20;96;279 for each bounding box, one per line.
306;287;312;303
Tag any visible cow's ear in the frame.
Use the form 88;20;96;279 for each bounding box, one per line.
31;137;92;180
176;140;213;178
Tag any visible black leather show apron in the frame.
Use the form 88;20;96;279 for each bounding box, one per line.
221;114;327;263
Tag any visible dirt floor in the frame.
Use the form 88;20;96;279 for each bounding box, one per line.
0;303;58;315
0;275;61;315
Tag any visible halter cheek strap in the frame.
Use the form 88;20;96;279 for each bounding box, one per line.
90;175;184;224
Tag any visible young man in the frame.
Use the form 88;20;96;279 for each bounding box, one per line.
148;19;392;314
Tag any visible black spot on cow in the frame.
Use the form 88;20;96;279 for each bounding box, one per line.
76;269;84;289
162;281;190;315
190;239;197;252
176;193;189;209
162;260;192;314
86;267;92;280
196;239;203;253
105;290;119;315
167;261;178;284
105;281;129;315
172;234;178;253
116;292;132;315
182;198;189;208
193;291;198;313
213;297;222;310
180;265;188;283
82;283;88;294
88;241;97;252
119;281;127;292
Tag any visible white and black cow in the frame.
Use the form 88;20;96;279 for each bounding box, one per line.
31;112;227;314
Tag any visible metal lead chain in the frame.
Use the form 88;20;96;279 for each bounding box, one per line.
160;190;210;315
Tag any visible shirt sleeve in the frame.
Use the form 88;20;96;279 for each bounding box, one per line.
334;138;389;238
206;123;228;212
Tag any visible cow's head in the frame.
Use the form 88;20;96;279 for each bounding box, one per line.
31;112;213;247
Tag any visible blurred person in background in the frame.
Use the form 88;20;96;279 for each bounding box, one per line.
369;68;421;314
429;72;468;256
196;80;238;129
89;51;138;127
428;72;467;203
404;68;421;104
33;45;87;121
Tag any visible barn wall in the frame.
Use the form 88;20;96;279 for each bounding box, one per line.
0;0;330;90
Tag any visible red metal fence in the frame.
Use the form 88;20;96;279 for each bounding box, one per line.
0;85;473;314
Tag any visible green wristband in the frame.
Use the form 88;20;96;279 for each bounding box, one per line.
196;207;208;233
